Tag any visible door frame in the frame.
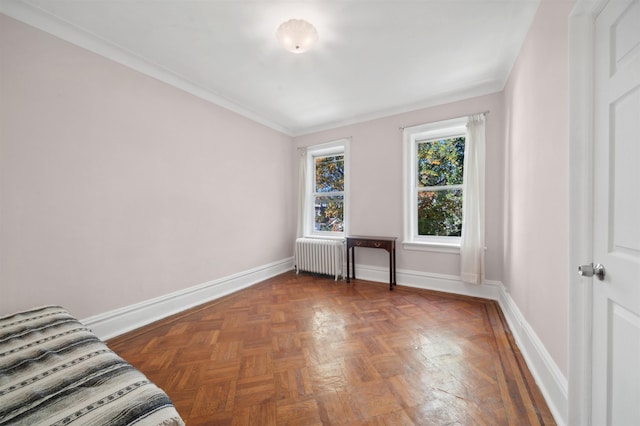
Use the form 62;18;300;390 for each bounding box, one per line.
568;0;608;424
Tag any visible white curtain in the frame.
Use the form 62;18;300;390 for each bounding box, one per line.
460;114;486;284
296;147;307;238
294;148;307;268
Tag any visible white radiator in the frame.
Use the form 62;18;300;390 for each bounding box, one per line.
295;238;344;281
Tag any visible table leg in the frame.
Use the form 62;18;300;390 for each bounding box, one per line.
346;245;351;283
393;247;397;286
388;249;393;291
351;247;356;280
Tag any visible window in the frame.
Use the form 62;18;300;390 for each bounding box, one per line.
305;139;349;237
403;117;467;249
416;136;465;236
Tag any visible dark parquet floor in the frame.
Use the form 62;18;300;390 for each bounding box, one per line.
108;271;556;425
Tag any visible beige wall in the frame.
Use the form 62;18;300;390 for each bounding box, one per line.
0;15;295;319
294;0;575;381
294;93;505;281
502;0;575;377
1;1;574;383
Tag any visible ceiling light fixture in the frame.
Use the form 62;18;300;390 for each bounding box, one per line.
276;19;318;53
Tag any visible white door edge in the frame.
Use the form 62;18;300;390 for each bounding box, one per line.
567;1;609;425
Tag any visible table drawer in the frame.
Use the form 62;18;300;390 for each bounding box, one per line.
350;239;389;249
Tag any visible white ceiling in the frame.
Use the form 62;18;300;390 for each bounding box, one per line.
2;0;540;135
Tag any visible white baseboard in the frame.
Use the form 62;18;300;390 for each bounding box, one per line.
351;264;502;299
82;257;294;341
497;287;568;426
354;263;568;426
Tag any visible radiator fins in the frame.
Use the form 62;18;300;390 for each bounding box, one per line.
294;238;344;281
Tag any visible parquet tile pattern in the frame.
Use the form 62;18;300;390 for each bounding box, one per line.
108;272;556;425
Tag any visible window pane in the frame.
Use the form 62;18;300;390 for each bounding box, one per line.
417;189;462;236
416;137;465;187
315;195;344;232
315;155;344;193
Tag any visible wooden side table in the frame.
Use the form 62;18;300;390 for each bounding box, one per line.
346;236;397;290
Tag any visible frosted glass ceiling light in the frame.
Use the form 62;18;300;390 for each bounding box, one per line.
276;19;318;53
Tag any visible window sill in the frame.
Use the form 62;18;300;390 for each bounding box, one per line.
402;241;461;254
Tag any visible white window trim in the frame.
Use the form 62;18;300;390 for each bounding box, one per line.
305;138;350;238
403;117;467;252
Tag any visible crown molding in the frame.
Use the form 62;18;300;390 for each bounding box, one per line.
1;0;515;138
1;0;292;136
291;81;503;137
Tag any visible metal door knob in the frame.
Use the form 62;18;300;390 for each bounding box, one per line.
578;263;605;281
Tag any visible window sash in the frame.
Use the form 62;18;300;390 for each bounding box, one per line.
416;188;463;237
313;194;345;233
403;117;467;248
415;137;465;188
412;137;465;240
314;154;344;193
305;139;349;237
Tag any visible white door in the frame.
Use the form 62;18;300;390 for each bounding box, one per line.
590;0;640;424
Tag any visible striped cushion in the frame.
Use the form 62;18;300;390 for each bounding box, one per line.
0;306;184;426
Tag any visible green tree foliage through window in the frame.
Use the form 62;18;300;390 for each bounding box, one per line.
416;137;464;236
316;155;344;192
314;154;344;232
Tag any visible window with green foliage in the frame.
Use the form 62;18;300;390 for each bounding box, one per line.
305;140;349;236
416;137;464;236
314;154;344;232
403;117;467;248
